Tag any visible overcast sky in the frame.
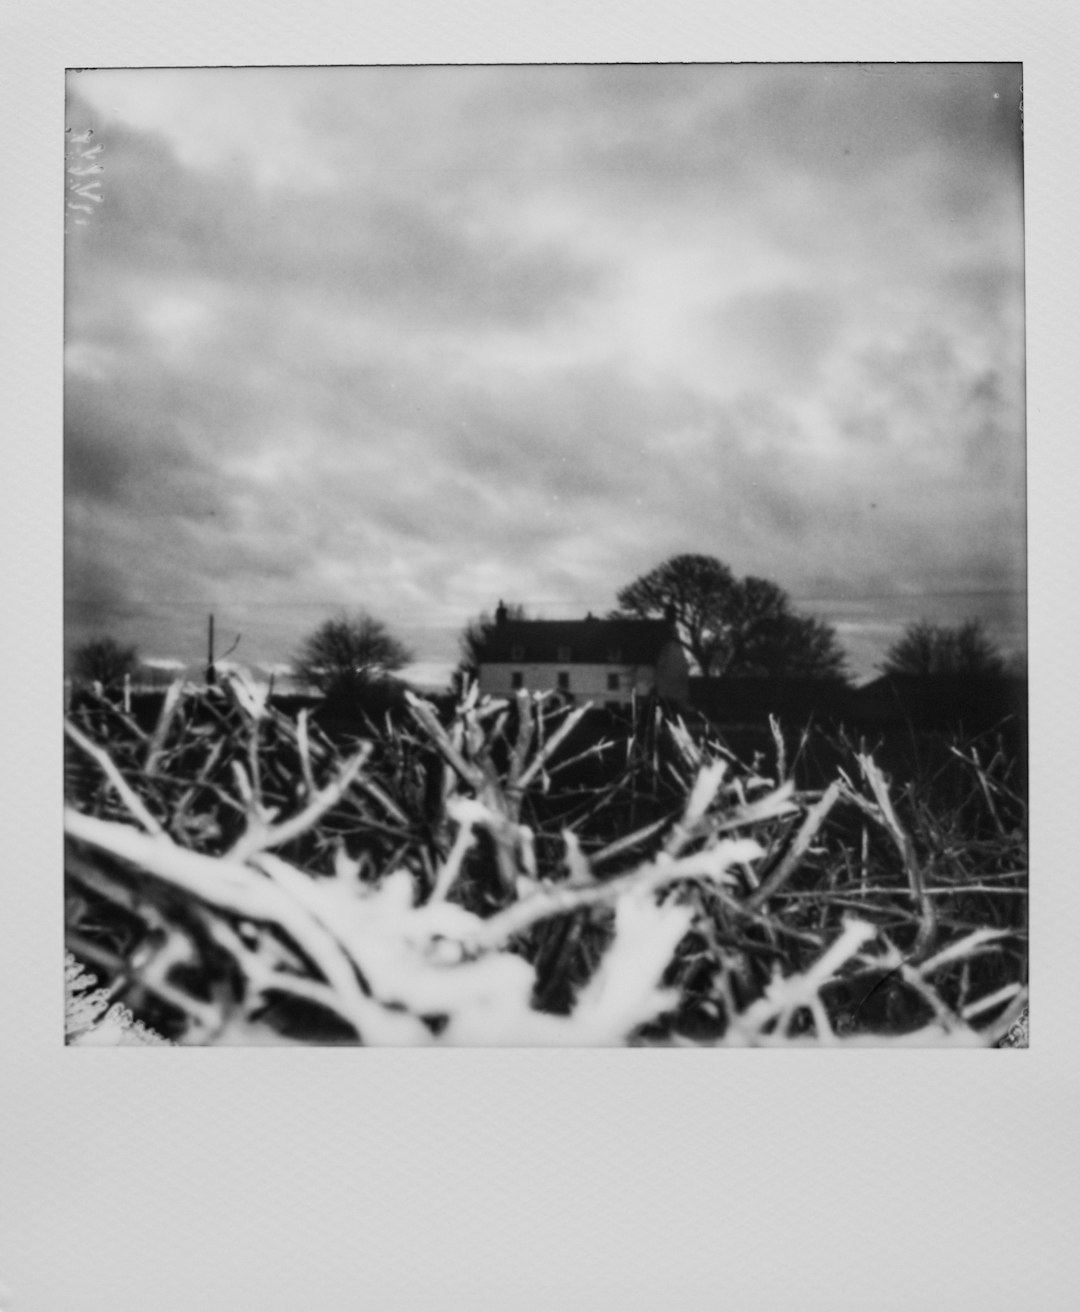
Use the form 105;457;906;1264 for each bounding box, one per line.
64;64;1025;685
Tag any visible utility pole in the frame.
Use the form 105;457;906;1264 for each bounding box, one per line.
206;613;216;686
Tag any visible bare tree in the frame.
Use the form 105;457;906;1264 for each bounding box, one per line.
615;554;847;680
614;554;737;674
728;581;849;679
72;637;139;690
294;613;414;702
881;618;1006;677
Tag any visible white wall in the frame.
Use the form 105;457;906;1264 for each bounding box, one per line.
478;662;656;703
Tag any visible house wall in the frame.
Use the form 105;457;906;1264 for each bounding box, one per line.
478;662;657;704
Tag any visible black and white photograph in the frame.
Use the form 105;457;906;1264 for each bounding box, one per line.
6;1;1080;1306
62;62;1029;1048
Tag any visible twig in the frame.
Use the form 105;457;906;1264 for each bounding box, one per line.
65;720;166;837
746;780;842;912
227;743;373;862
914;927;1011;978
507;689;535;791
950;744;1007;839
406;693;484;790
733;919;879;1036
426;799;484;903
64;807;416;1044
960;982;1023;1023
198;911;371;1033
590;815;672;869
710;780;799;833
517;703;593;789
662;761;730;858
144;679;184;775
296;709;317;797
133;932;222;1035
465;838;762;951
855;755;937;960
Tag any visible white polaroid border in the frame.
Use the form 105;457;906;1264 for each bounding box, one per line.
3;4;1078;1309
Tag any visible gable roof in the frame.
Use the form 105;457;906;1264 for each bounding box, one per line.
477;617;677;665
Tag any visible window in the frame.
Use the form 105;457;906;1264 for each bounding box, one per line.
556;645;572;662
557;671;570;691
511;671;524;690
511;645;525;661
606;673;620;692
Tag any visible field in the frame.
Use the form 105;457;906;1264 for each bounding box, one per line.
63;676;1028;1047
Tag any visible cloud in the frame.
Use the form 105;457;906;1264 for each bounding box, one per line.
711;287;843;394
743;63;1021;180
66;89;607;335
64;67;1026;680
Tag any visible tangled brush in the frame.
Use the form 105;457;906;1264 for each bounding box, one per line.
64;675;1027;1046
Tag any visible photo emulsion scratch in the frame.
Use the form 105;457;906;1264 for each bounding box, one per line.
63;64;1027;1047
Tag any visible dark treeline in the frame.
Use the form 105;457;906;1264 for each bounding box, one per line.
82;671;1027;741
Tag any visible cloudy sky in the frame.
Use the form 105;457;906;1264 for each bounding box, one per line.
64;63;1025;685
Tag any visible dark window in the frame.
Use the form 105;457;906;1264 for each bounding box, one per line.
511;671;524;690
556;645;572;662
607;647;622;662
511;645;525;661
606;673;620;692
557;671;570;691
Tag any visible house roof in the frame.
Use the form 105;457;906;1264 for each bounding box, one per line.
476;617;677;665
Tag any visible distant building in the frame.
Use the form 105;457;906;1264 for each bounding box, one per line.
474;602;690;708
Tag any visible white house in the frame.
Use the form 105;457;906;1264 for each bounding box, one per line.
474;603;690;708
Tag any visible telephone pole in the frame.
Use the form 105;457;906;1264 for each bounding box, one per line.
206;613;216;686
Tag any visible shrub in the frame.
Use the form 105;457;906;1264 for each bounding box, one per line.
71;636;139;690
293;612;413;703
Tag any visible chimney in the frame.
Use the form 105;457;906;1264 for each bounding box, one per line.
663;602;678;628
495;600;508;626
